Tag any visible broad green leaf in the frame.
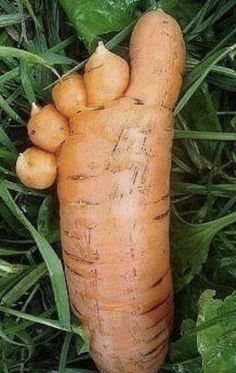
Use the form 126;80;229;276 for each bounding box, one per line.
175;276;214;322
169;319;198;363
171;210;236;291
197;290;236;373
160;357;202;373
37;196;60;243
58;0;140;51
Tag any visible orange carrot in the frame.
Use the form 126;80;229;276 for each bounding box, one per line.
28;104;69;153
59;11;185;373
16;10;185;373
16;147;57;189
84;41;130;105
52;73;87;117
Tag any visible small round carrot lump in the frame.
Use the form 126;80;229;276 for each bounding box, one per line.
84;42;130;105
16;147;57;189
52;74;87;117
28;104;69;153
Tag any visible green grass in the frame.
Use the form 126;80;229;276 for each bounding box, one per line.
0;0;235;372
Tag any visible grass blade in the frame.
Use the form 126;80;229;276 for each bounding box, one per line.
0;247;27;256
185;45;236;90
175;45;236;114
0;305;65;331
0;95;24;124
58;333;73;373
0;46;52;66
20;60;36;104
0;47;60;77
0;126;17;152
0;323;28;347
0;181;71;330
174;130;236;141
0;14;26;27
0;67;19;85
3;180;47;197
2;263;47;306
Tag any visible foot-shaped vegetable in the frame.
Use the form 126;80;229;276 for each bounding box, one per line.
16;10;185;373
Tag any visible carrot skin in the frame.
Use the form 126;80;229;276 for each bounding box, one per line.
59;10;185;373
58;101;174;372
126;10;185;108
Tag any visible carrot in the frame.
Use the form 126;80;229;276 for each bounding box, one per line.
16;147;57;189
28;104;69;153
126;11;185;108
84;41;130;105
52;73;87;117
16;10;185;372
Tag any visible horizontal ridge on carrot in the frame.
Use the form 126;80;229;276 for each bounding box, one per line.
16;10;185;373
